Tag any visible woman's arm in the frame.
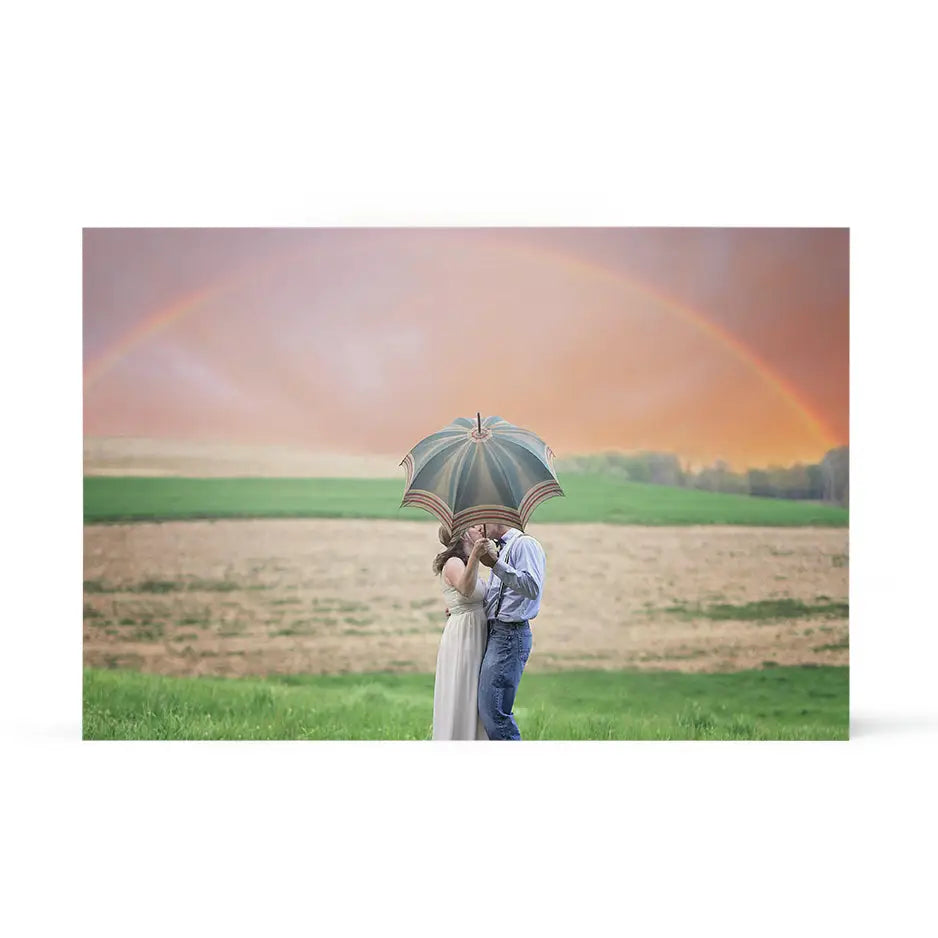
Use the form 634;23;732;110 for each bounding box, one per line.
443;539;486;598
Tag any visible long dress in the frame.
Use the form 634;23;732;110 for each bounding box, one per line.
432;576;489;740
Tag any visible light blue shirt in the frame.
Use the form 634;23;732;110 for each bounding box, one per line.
483;528;547;623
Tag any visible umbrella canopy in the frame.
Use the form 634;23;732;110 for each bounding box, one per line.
400;414;564;532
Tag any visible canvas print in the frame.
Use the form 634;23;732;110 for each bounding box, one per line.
82;227;849;740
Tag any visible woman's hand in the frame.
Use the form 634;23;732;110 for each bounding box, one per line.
447;531;494;598
476;538;498;567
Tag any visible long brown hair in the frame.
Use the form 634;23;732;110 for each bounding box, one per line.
432;525;468;576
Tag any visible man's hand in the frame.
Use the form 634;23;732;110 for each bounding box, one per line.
478;539;498;568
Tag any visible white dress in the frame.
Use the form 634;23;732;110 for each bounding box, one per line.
432;576;489;740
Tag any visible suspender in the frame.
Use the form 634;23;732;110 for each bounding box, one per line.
492;535;529;621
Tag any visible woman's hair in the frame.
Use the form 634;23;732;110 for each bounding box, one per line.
432;525;468;576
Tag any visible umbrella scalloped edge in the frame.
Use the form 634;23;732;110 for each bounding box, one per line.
401;484;564;534
400;453;416;488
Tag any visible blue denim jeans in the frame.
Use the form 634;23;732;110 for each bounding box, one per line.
478;621;533;740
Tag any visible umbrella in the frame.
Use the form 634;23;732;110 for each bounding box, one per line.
400;413;564;533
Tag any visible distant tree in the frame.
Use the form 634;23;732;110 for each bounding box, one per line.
556;450;685;486
598;452;632;478
806;463;824;500
821;446;849;506
645;452;683;486
787;464;813;500
557;447;845;504
620;453;651;483
747;468;772;497
712;460;731;493
765;465;786;497
720;461;748;495
555;451;631;479
694;460;747;494
693;465;715;492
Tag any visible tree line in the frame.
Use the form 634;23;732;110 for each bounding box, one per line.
555;446;849;506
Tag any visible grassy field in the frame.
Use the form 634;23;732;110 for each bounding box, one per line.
83;475;849;526
83;665;848;740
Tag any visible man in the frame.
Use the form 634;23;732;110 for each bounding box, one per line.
475;524;547;741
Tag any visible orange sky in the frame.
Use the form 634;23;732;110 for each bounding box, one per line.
83;228;848;469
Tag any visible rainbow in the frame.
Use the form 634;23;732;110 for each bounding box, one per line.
489;235;840;451
83;246;309;389
83;233;841;450
84;280;225;388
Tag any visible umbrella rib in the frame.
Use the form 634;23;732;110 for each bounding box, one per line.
489;439;559;500
408;440;464;498
484;444;524;510
493;436;554;475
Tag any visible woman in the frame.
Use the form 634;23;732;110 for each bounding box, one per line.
432;524;493;740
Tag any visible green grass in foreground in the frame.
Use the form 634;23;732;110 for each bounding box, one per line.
83;665;848;740
83;475;849;526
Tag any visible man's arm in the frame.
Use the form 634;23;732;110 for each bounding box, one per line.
492;537;545;601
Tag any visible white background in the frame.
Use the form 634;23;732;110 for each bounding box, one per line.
3;2;937;936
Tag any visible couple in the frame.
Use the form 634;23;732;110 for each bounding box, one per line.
432;522;547;740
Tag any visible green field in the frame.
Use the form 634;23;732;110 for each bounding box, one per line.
83;475;849;526
83;665;849;740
